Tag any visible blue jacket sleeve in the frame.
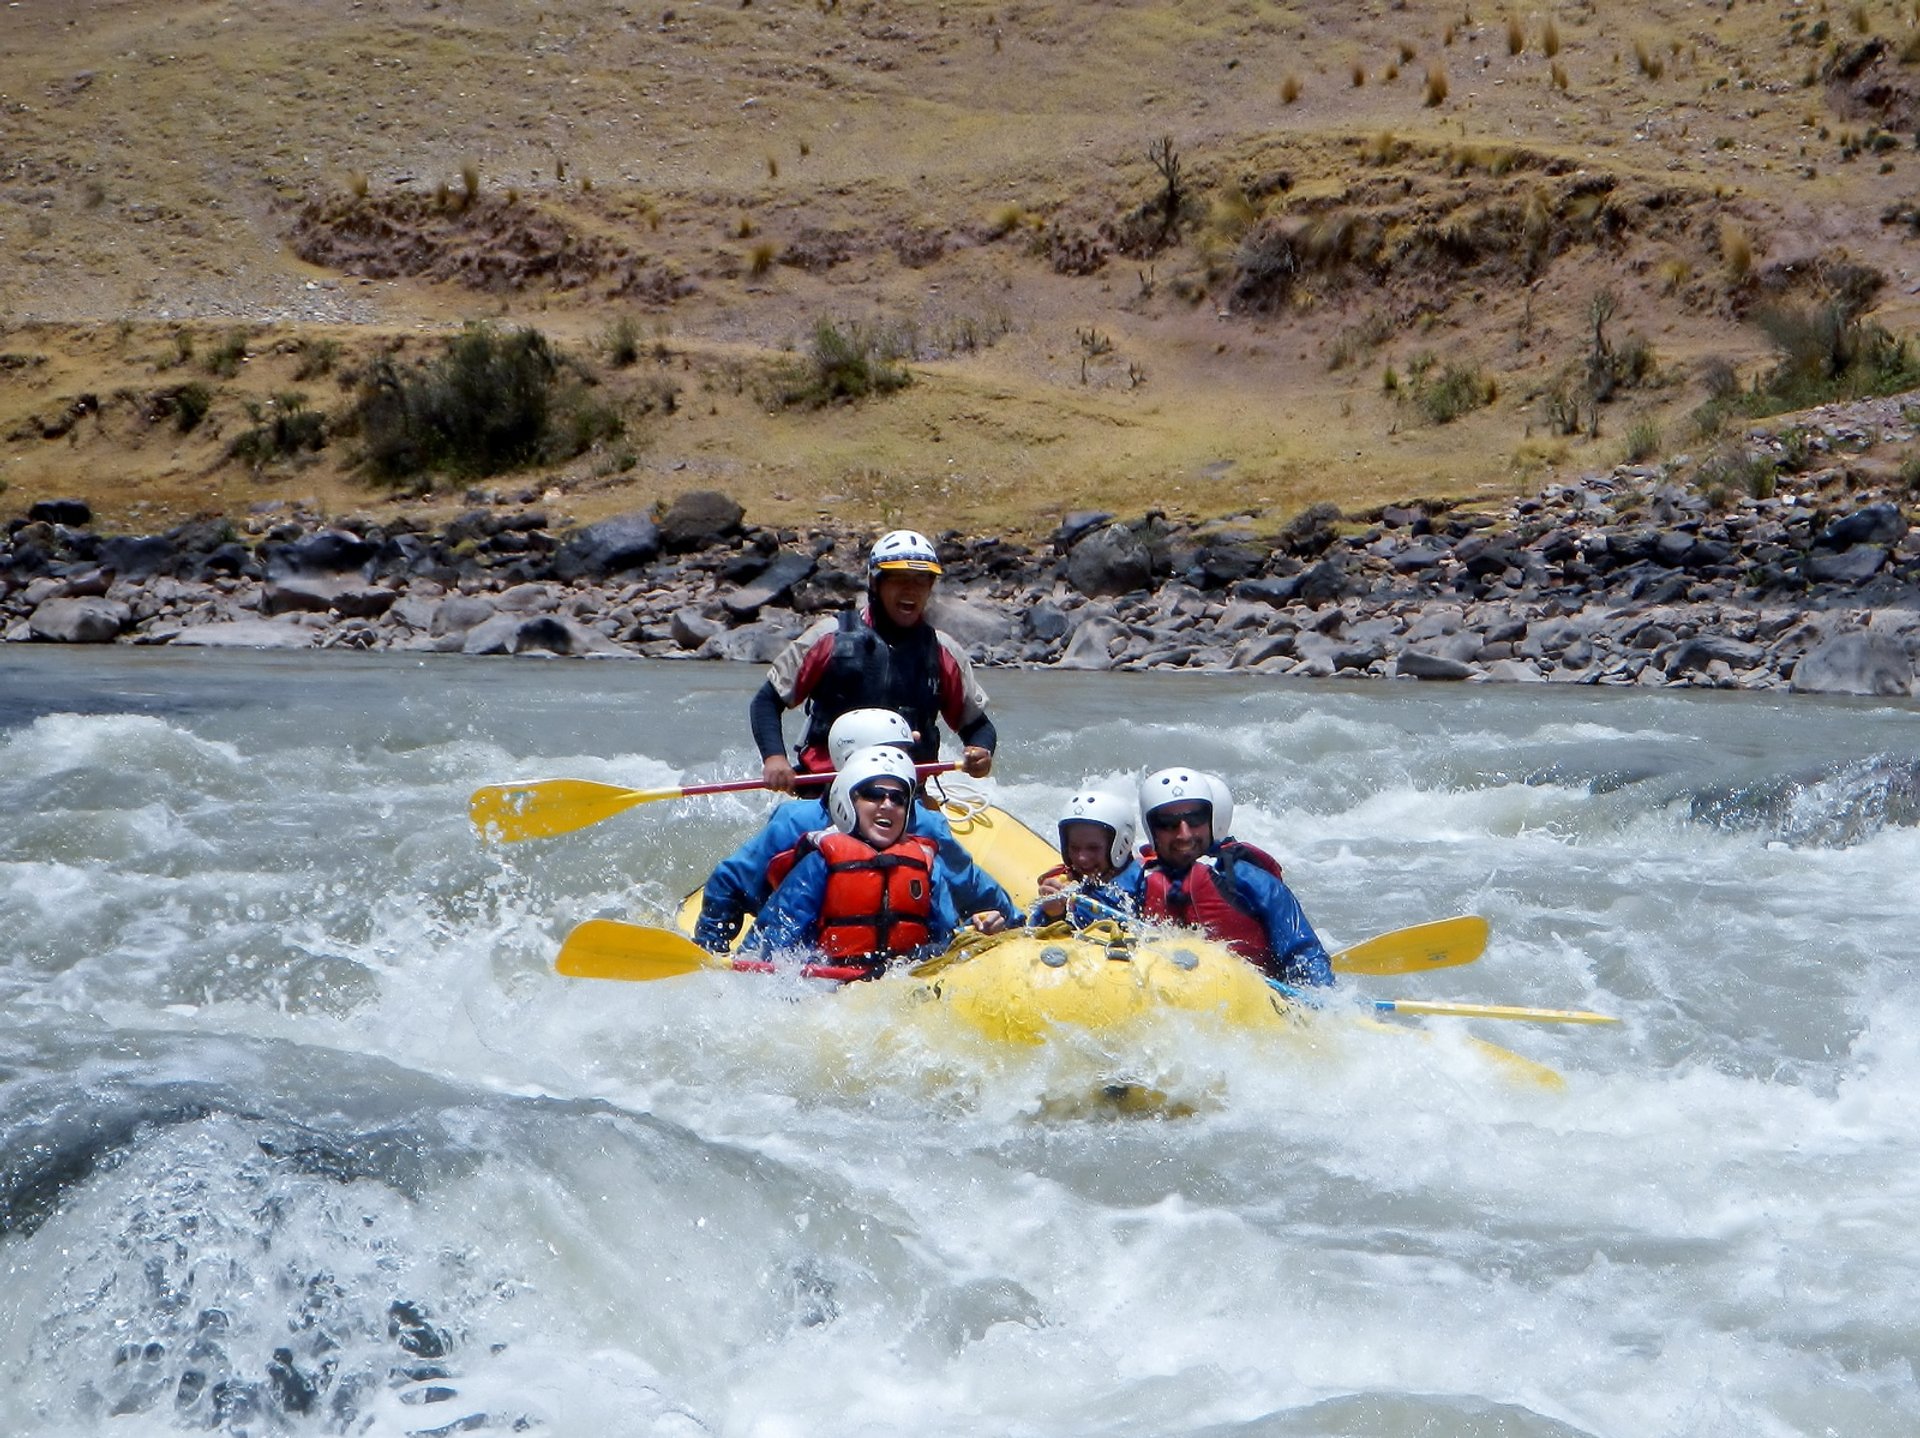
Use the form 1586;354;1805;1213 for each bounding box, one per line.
913;806;1017;920
741;849;830;959
1228;865;1334;988
693;800;825;951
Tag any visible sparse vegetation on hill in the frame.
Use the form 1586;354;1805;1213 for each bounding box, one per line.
5;0;1920;539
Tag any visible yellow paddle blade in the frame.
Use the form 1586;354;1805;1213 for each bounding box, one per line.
1332;915;1489;977
555;918;721;981
1463;1037;1566;1090
470;779;681;843
1373;998;1619;1025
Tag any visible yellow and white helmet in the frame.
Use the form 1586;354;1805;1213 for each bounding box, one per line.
868;529;943;576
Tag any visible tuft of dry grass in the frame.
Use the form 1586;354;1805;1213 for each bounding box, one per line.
1351;59;1367;87
1720;221;1754;281
1361;129;1403;164
1506;14;1525;55
1281;73;1302;104
1424;63;1450;106
1634;38;1665;80
749;240;776;276
1543;18;1561;57
1551;58;1569;91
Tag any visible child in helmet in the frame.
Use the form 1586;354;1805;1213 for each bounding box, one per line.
1028;789;1141;928
692;708;1016;952
745;746;1006;973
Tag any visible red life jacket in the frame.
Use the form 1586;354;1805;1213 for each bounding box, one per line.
769;830;940;963
1138;840;1284;965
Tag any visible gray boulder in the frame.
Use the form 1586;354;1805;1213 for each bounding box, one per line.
170;619;318;649
99;535;178;581
699;615;805;663
431;594;499;636
670;606;723;649
1806;545;1888;585
1055;613;1125;669
261;576;342;616
1066;524;1152;598
1665;635;1764;676
1790;632;1915;696
27;499;91;527
658;490;745;552
28;596;130;643
461;613;626;657
1025;601;1070;642
265;529;378;578
1396;647;1475;680
553;511;660;580
929;594;1016;651
1817;503;1907;550
722;550;816;617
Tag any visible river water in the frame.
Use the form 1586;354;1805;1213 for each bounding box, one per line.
1;646;1916;1438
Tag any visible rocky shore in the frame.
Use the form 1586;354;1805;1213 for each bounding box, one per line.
6;413;1919;700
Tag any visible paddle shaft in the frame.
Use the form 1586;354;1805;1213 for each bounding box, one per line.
473;761;962;843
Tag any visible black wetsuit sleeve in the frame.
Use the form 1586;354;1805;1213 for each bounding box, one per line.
957;713;997;753
750;680;789;760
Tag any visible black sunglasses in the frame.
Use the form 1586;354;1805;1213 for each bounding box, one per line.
853;784;911;807
1148;806;1210;831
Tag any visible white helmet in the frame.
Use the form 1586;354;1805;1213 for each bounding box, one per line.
1058;790;1137;871
868;528;943;576
828;745;919;836
1139;767;1231;840
827;707;915;768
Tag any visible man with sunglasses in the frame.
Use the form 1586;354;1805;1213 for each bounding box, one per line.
1119;768;1333;989
746;746;1007;973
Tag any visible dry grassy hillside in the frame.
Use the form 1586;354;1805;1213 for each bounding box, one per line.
5;0;1920;538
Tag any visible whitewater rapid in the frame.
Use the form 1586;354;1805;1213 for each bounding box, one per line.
2;647;1915;1437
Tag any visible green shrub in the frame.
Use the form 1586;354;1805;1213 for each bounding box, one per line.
1622;417;1661;464
173;382;213;433
292;338;341;381
1402;352;1495;424
353;323;593;482
229;391;327;467
202;329;250;379
779;320;911;407
602;314;642;368
1696;445;1777;501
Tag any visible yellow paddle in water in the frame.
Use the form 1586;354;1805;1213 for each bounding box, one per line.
556;918;864;982
556;915;1495;985
1368;998;1618;1025
471;762;961;843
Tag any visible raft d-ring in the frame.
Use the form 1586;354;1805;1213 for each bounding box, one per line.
1169;948;1201;971
1039;945;1071;968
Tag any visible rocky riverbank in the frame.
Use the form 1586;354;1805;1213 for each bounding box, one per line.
6;417;1919;699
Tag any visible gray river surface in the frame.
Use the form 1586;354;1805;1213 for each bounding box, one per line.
2;647;1917;1437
